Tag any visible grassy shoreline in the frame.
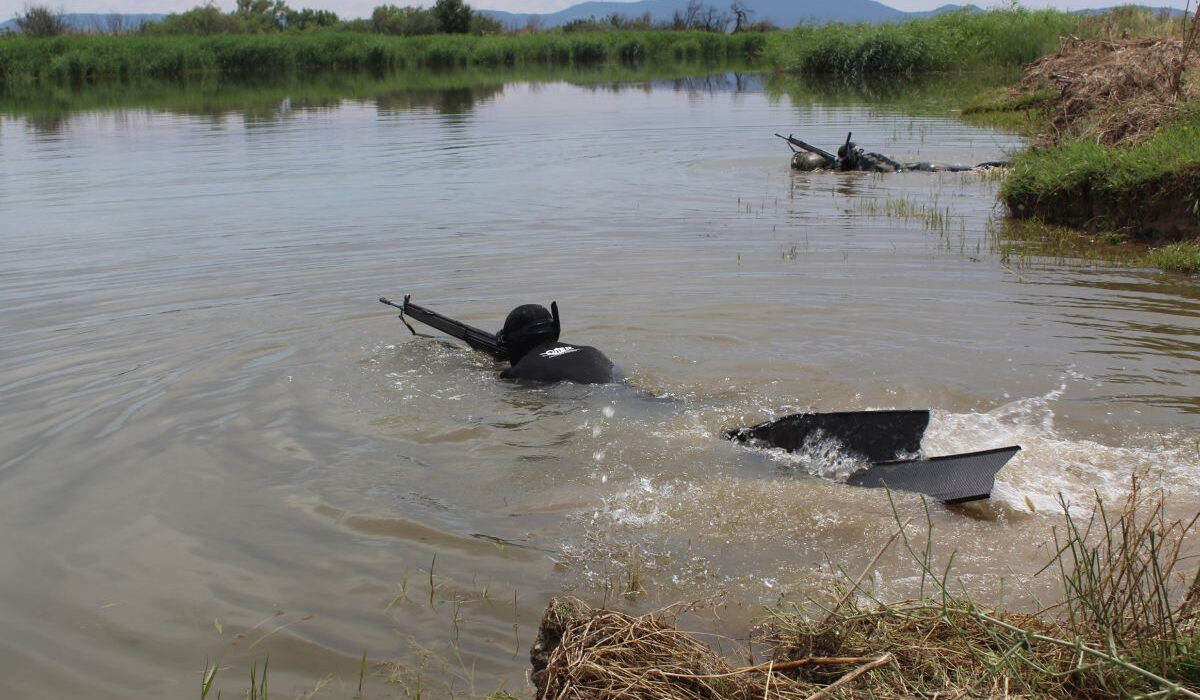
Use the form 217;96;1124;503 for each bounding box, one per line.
0;30;767;82
763;8;1080;75
0;8;1141;84
970;31;1200;266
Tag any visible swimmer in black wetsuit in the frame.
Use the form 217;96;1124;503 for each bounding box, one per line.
378;295;614;384
496;303;614;384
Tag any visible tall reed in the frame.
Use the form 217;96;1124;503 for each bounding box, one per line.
0;30;767;83
764;8;1083;76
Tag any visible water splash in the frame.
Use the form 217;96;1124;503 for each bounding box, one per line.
924;379;1199;513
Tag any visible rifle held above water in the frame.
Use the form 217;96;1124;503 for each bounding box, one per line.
379;296;507;360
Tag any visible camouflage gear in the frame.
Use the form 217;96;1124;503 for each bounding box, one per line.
782;132;1008;173
790;151;828;171
836;141;904;173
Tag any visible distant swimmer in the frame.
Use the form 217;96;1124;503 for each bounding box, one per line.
379;296;615;384
776;132;1009;173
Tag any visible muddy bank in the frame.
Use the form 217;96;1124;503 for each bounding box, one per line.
1006;166;1200;241
997;35;1200;241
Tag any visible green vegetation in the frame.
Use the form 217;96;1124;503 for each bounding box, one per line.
990;218;1150;269
953;7;1200;264
1144;241;1200;273
0;4;1181;88
764;8;1079;76
961;86;1057;134
765;5;1185;77
0;31;766;82
1001;112;1200;234
765;69;1020;118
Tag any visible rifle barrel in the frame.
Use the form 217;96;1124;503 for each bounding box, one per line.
775;133;836;165
380;297;507;360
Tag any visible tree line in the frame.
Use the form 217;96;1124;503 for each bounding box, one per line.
7;0;777;38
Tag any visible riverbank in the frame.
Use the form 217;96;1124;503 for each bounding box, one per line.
757;5;1199;270
0;30;766;82
526;484;1200;700
991;35;1200;254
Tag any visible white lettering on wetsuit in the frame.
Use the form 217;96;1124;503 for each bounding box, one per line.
540;345;579;359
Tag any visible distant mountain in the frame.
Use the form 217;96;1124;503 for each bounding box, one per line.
0;13;165;33
479;0;978;29
904;3;983;20
479;1;1181;29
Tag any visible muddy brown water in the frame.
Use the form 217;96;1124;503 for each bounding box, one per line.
1;71;1198;698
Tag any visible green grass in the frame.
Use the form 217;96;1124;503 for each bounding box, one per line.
960;86;1057;133
0;30;767;83
1;6;1180;84
1143;241;1200;273
761;6;1184;78
762;8;1080;76
1001;110;1200;240
989;218;1149;270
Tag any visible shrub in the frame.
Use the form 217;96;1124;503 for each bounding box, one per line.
16;4;69;37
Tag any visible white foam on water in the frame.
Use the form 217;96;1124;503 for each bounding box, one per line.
589;476;680;529
922;380;1200;513
753;433;873;481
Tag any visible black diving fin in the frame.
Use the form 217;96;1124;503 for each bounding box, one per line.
846;445;1021;504
726;410;1019;503
726;409;929;464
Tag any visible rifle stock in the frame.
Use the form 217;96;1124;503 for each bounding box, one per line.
379;296;507;360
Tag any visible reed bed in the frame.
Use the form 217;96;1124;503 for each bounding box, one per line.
765;6;1184;78
531;480;1200;699
764;8;1081;76
0;30;767;83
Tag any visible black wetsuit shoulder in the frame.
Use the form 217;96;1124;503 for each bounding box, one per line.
500;341;614;384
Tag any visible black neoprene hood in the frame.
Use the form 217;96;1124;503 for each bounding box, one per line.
498;303;560;364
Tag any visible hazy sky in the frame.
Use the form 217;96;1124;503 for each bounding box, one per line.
1;0;1185;23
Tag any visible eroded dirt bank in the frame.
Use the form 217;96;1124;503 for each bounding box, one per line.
1000;35;1200;240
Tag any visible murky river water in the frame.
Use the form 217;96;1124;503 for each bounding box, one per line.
2;69;1197;698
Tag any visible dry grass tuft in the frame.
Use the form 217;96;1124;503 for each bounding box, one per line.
530;597;899;699
531;480;1200;700
1015;33;1200;146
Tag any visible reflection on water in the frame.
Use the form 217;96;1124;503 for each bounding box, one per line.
764;68;1024;112
0;67;1197;699
0;61;765;126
